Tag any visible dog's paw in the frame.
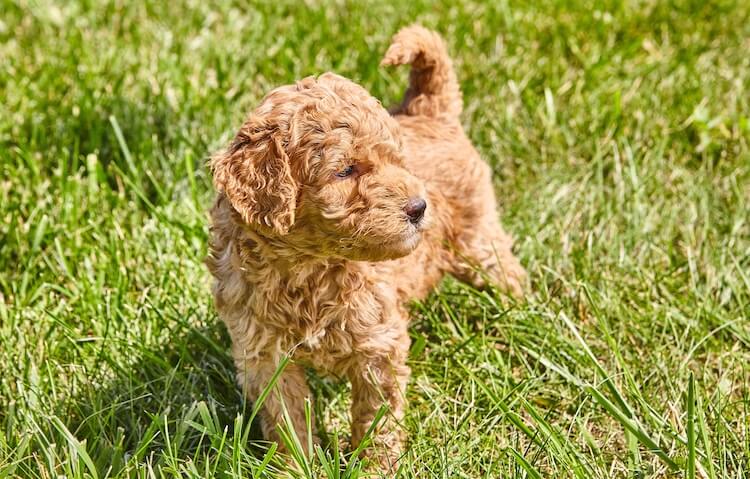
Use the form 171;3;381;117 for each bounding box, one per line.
483;257;528;299
502;264;527;299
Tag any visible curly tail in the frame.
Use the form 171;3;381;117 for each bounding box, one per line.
381;25;462;118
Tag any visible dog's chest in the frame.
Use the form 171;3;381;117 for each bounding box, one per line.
252;266;381;364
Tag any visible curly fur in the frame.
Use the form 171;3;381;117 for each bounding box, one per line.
206;25;527;469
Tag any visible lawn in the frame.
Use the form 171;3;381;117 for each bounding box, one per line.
1;0;749;477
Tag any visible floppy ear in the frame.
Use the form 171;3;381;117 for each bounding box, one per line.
211;122;298;235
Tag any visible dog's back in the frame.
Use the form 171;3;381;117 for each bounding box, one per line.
382;25;526;298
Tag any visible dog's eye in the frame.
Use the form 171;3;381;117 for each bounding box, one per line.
334;165;356;178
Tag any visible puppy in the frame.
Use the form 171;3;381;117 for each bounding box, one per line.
207;25;526;468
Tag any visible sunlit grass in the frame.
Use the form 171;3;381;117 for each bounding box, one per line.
1;0;749;477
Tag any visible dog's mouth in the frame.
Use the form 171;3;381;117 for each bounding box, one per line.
324;208;431;262
366;210;431;260
365;228;423;260
386;234;420;253
328;227;422;262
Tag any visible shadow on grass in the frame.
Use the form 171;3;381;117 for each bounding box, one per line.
60;319;260;474
62;317;349;475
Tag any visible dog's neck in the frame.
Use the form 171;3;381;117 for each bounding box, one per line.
240;226;358;280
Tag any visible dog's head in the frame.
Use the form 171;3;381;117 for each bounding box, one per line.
211;73;429;262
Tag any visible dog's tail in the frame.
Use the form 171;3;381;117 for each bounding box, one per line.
381;25;462;119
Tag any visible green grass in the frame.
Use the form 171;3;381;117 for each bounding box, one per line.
1;0;749;477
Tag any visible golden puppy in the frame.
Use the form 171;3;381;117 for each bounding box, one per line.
207;25;526;469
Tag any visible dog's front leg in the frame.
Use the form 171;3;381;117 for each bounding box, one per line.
236;358;315;452
347;323;410;469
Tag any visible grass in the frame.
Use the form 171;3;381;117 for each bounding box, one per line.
1;0;749;477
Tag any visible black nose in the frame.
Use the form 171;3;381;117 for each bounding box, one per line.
404;197;427;224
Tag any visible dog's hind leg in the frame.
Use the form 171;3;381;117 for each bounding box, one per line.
452;210;527;298
450;169;527;297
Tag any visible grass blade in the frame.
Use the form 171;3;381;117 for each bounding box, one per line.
50;417;99;479
686;372;696;479
585;386;677;470
509;447;543;479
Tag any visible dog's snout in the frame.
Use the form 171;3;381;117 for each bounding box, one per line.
404;197;427;224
